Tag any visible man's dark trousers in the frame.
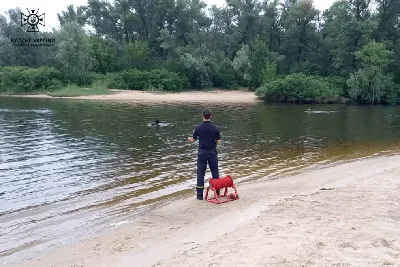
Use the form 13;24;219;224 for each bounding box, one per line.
197;153;219;198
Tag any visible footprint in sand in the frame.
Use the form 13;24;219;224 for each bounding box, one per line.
331;263;351;267
372;238;393;248
339;242;359;250
383;261;394;266
93;242;102;251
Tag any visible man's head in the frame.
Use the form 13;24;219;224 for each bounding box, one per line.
202;109;212;121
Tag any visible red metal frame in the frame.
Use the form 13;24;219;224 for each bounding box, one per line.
205;176;239;204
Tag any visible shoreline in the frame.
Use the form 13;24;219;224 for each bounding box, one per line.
3;89;263;104
6;154;400;267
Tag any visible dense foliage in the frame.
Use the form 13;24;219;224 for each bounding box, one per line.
1;0;400;104
0;66;63;93
255;73;345;104
104;69;189;91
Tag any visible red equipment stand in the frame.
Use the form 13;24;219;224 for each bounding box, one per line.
205;175;239;204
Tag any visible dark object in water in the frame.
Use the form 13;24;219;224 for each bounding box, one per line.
150;119;169;127
0;192;5;197
320;188;334;191
151;119;160;126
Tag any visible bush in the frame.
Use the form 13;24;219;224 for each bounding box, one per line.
255;73;343;104
394;84;400;105
106;69;189;92
380;83;400;105
179;53;213;89
46;79;65;91
90;80;108;91
324;76;349;97
0;66;64;93
347;69;395;105
89;72;106;83
206;58;238;89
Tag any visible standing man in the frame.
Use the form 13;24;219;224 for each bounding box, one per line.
188;109;221;200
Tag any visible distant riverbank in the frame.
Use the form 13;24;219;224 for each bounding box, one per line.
5;89;262;104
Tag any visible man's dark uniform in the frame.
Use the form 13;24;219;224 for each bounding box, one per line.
192;120;221;199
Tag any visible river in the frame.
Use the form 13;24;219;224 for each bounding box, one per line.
1;97;399;264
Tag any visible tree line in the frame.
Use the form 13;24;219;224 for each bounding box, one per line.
1;0;400;104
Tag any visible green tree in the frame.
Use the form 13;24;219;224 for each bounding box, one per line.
89;37;119;74
258;0;281;52
322;0;376;76
123;40;151;70
86;0;124;40
232;44;251;86
374;0;400;42
249;39;280;88
180;53;212;89
57;5;88;27
280;0;322;74
55;22;94;85
373;0;400;84
347;41;394;104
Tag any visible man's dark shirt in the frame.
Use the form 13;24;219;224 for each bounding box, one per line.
192;121;221;155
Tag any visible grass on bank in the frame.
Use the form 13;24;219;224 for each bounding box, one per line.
0;90;48;96
47;81;110;97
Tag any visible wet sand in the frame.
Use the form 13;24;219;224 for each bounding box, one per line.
8;89;262;103
7;154;400;267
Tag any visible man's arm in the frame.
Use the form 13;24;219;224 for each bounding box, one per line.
216;127;221;145
188;127;198;143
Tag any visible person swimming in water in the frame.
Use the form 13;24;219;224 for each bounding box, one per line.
151;119;160;127
149;118;171;127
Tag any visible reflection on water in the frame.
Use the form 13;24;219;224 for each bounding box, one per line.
1;98;400;264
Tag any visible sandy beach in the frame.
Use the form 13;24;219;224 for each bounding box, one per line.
6;154;400;267
8;89;262;103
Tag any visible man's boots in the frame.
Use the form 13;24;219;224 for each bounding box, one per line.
196;188;203;200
